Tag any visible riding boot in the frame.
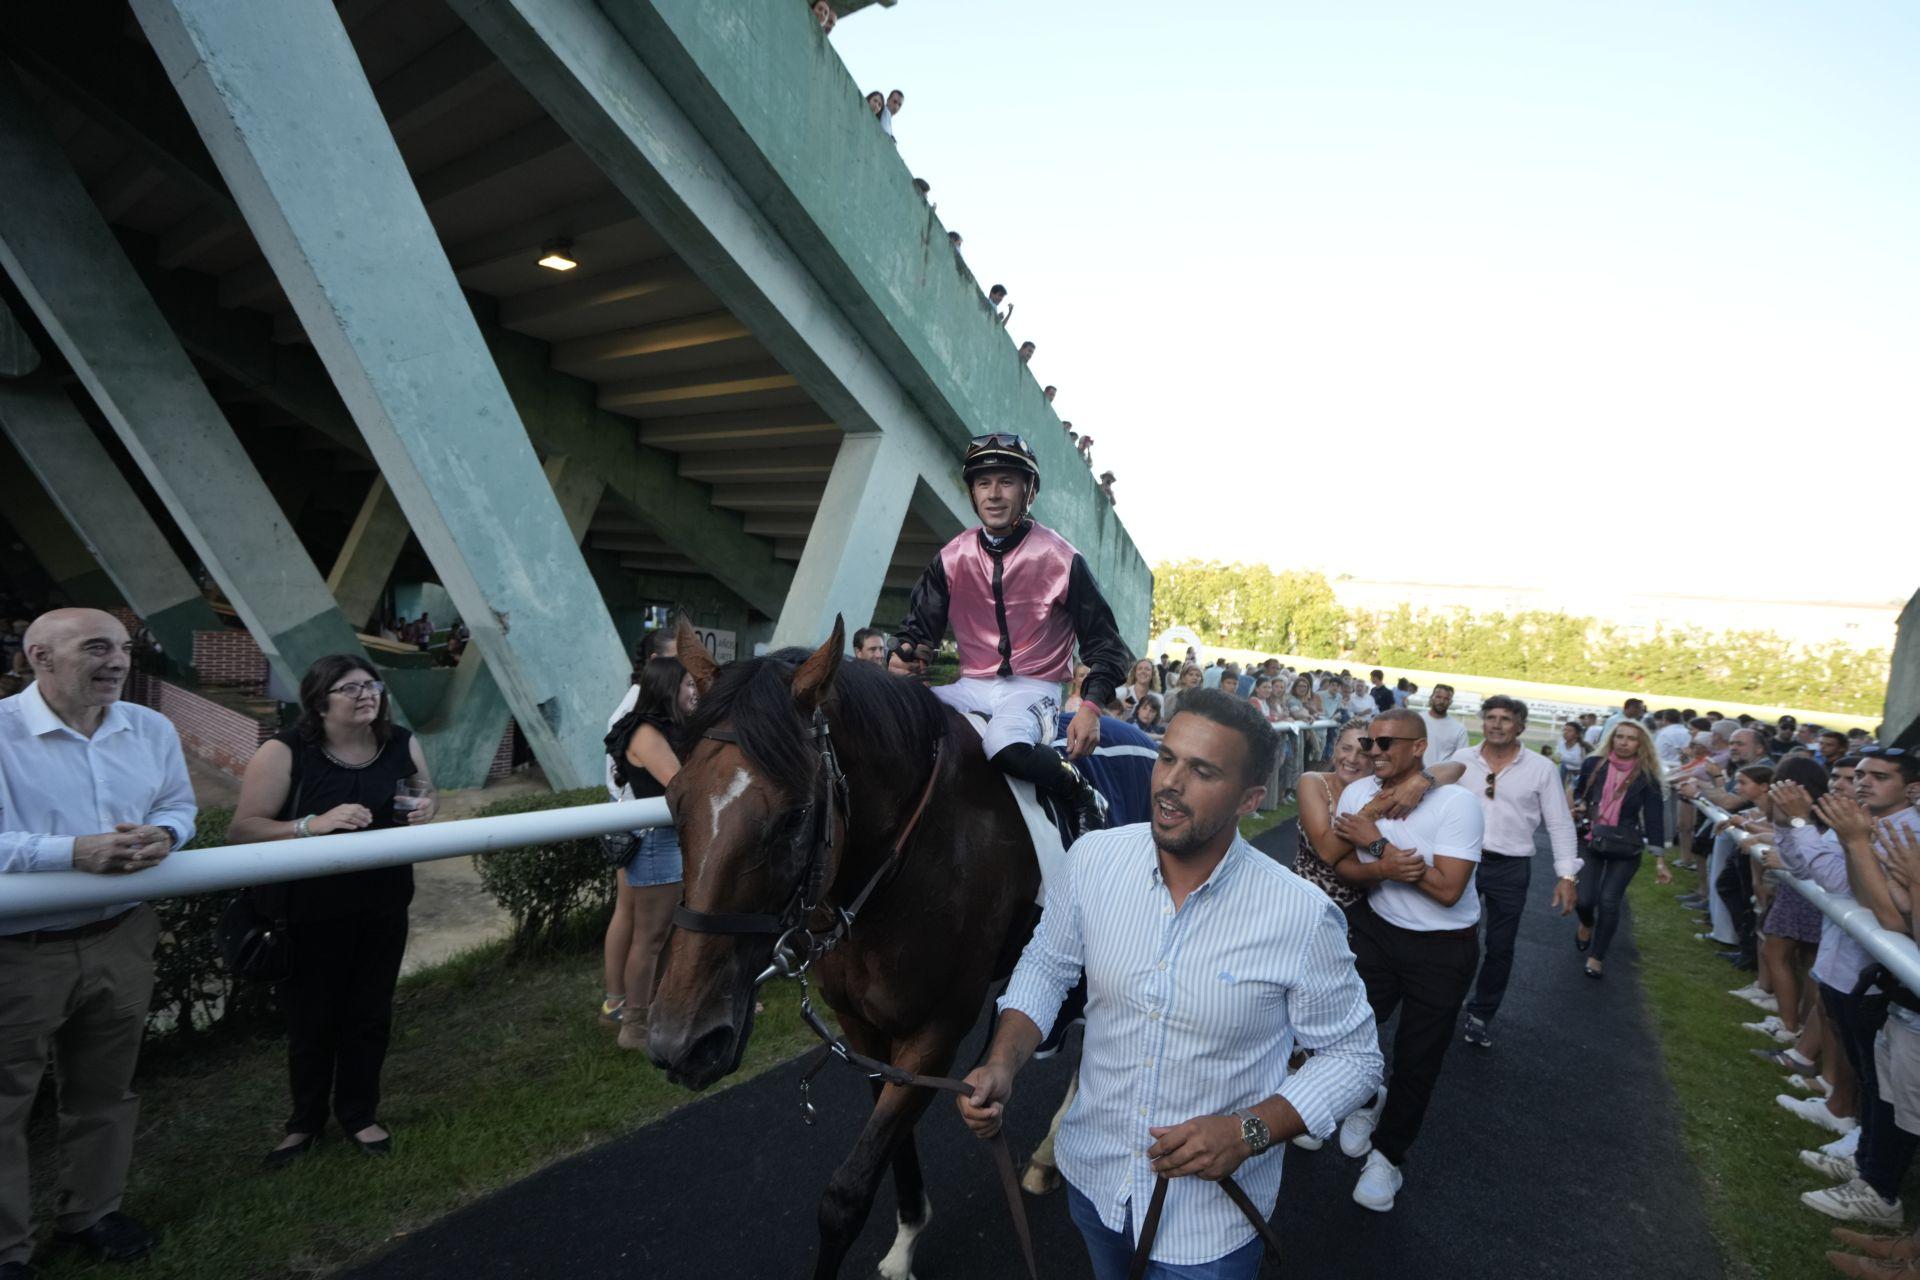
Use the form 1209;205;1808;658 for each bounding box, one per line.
1055;766;1110;843
989;743;1109;842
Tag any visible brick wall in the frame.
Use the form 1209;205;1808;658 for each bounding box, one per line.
488;721;520;781
192;629;267;692
124;672;275;780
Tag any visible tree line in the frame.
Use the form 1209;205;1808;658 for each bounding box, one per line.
1150;560;1889;717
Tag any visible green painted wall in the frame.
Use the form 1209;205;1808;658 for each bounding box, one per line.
605;0;1154;653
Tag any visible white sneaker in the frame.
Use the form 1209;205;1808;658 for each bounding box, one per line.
1339;1091;1386;1159
1822;1128;1863;1159
1351;1150;1403;1212
1744;1018;1796;1044
1740;992;1781;1014
1786;1073;1832;1097
1800;1148;1859;1181
1800;1178;1902;1228
1777;1094;1859;1135
1730;983;1765;1000
1290;1132;1323;1151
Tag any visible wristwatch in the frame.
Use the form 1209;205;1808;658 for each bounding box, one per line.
1366;837;1388;859
1418;768;1438;788
1231;1108;1273;1155
1789;816;1808;830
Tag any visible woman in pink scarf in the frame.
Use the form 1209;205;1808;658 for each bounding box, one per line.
1571;720;1670;977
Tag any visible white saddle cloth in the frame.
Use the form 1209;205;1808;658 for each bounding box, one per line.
961;713;1068;902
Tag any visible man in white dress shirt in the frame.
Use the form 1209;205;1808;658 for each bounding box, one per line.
1328;707;1485;1213
959;689;1381;1278
1447;696;1580;1050
1420;684;1469;766
0;609;196;1272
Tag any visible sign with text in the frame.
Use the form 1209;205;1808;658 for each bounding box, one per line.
691;627;737;663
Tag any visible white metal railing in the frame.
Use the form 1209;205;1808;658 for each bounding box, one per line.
0;798;671;923
1682;792;1920;994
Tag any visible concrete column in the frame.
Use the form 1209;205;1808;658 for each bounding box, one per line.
0;296;38;377
326;476;410;631
0;380;223;666
769;434;912;650
417;455;607;788
0;64;373;696
0;442;118;609
133;0;626;788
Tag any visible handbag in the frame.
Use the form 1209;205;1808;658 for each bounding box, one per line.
1586;823;1645;857
218;891;293;984
599;831;642;868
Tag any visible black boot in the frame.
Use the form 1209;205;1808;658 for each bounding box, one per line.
989;743;1109;842
1057;764;1109;844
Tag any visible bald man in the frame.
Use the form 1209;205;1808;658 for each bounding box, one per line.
0;608;197;1270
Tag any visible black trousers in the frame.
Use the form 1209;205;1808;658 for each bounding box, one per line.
283;909;408;1135
1350;901;1480;1167
1575;854;1642;961
1464;853;1532;1023
1822;982;1920;1202
1715;848;1756;962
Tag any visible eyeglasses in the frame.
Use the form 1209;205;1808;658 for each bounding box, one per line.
968;433;1029;451
1358;736;1413;752
329;680;386;699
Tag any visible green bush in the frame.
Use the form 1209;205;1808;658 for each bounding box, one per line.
147;807;273;1041
469;788;618;954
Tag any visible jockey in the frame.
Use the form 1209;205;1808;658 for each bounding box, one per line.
891;433;1130;839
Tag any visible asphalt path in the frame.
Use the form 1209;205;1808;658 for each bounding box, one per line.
347;823;1722;1279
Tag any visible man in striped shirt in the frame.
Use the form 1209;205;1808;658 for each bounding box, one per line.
960;689;1381;1277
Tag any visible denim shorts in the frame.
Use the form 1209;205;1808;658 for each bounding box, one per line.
623;825;683;888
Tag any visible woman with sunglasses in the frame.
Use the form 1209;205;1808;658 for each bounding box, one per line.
232;654;438;1168
1570;719;1669;977
1296;721;1463;919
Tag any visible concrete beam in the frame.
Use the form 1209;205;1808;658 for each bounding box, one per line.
0;296;39;377
0;62;380;696
1888;589;1920;750
326;475;410;630
131;0;626;788
638;406;839;452
769;433;912;649
498;254;697;332
0;379;224;667
0;438;119;609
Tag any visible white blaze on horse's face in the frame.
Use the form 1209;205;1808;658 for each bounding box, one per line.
710;767;752;842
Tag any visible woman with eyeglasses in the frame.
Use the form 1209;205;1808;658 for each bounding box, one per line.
232;654;437;1168
1570;719;1669;977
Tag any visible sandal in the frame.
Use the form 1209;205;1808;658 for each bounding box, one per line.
599;995;625;1026
1752;1046;1817;1073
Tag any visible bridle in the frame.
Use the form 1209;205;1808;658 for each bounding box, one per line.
670;705;944;989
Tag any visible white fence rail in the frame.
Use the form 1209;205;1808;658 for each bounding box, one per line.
0;798;671;923
1682;793;1920;995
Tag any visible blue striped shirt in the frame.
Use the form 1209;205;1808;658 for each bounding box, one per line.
1000;824;1382;1265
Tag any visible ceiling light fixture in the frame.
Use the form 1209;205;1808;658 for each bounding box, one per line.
536;238;578;271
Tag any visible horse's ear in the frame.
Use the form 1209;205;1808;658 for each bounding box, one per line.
790;615;846;714
674;615;719;694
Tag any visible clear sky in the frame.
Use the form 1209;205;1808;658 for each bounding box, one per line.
833;1;1919;607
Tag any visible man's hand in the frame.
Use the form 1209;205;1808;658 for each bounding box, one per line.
1815;793;1873;846
957;1060;1015;1139
73;827;170;875
1332;811;1382;849
1376;847;1427;883
1675;778;1701;800
1878;821;1920;888
1147;1116;1251;1182
1772;781;1815;822
887;651;925;678
1065;703;1101;760
1550;877;1578;915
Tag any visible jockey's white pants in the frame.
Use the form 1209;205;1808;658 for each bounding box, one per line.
931;676;1062;760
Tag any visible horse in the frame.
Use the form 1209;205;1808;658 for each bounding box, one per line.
646;616;1042;1279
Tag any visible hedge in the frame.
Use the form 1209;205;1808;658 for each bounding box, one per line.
469;787;618;953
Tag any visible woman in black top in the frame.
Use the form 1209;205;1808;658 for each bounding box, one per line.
232;654;437;1168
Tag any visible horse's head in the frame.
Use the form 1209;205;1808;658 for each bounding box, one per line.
648;615;849;1089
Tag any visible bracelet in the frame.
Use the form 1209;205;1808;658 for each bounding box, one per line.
294;815;312;838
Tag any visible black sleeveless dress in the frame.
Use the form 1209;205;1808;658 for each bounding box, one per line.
271;727;418;922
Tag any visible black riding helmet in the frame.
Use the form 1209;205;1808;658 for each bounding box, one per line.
961;433;1041;499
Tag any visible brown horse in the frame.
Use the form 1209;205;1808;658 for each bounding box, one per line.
647;617;1040;1278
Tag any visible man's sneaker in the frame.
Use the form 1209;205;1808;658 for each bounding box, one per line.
1730;982;1766;1000
1823;1128;1864;1159
1803;1148;1860;1182
1740;992;1781;1014
1745;1017;1797;1044
1779;1094;1860;1136
1462;1014;1493;1049
1801;1178;1903;1229
1351;1150;1403;1212
1788;1074;1833;1097
1339;1092;1386;1159
1033;976;1088;1061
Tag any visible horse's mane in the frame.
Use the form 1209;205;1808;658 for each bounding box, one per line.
679;648;948;799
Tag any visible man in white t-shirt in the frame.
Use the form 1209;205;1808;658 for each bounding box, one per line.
1421;684;1469;766
1324;708;1485;1214
1653;710;1691;770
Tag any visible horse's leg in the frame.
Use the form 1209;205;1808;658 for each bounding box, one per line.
1020;1067;1078;1194
875;1123;929;1280
812;1022;940;1280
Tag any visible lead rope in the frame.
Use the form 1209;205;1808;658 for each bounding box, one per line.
1125;1173;1285;1280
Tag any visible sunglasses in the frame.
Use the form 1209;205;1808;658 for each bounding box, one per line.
1358;736;1413;752
969;432;1029;451
1860;747;1911;759
1485;770;1499;800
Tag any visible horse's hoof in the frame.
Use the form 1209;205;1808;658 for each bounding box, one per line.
1020;1162;1061;1195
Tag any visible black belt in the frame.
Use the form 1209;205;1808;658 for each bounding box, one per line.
0;908;135;945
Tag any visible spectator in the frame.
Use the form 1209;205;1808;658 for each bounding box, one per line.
1675;727;1774;967
810;0;835;33
1161;663;1203;719
606;656;699;1052
1128;692;1165;738
1571;719;1669;977
1043;384;1057;403
1018;340;1036;364
1557;721;1587;795
1296;722;1462;923
1581;711;1602;747
988;284;1012;327
887;88;904;124
1818;729;1849;768
232;654;437;1167
1097;470;1116;502
1600;698;1648;743
0;609;195;1269
1421;684;1469;766
866;90;894;141
1654;709;1691;771
948;230;963;249
1118;658;1157;714
1062;663;1092;714
1076;434;1094;462
599;626;675;1026
1368;669;1394;713
852;627;887;664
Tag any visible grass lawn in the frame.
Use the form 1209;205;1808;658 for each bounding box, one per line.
28;931;818;1280
1628;860;1919;1278
1240;802;1299;842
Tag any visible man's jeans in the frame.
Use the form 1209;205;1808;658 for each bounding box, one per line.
1464;852;1532;1024
1065;1181;1263;1280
